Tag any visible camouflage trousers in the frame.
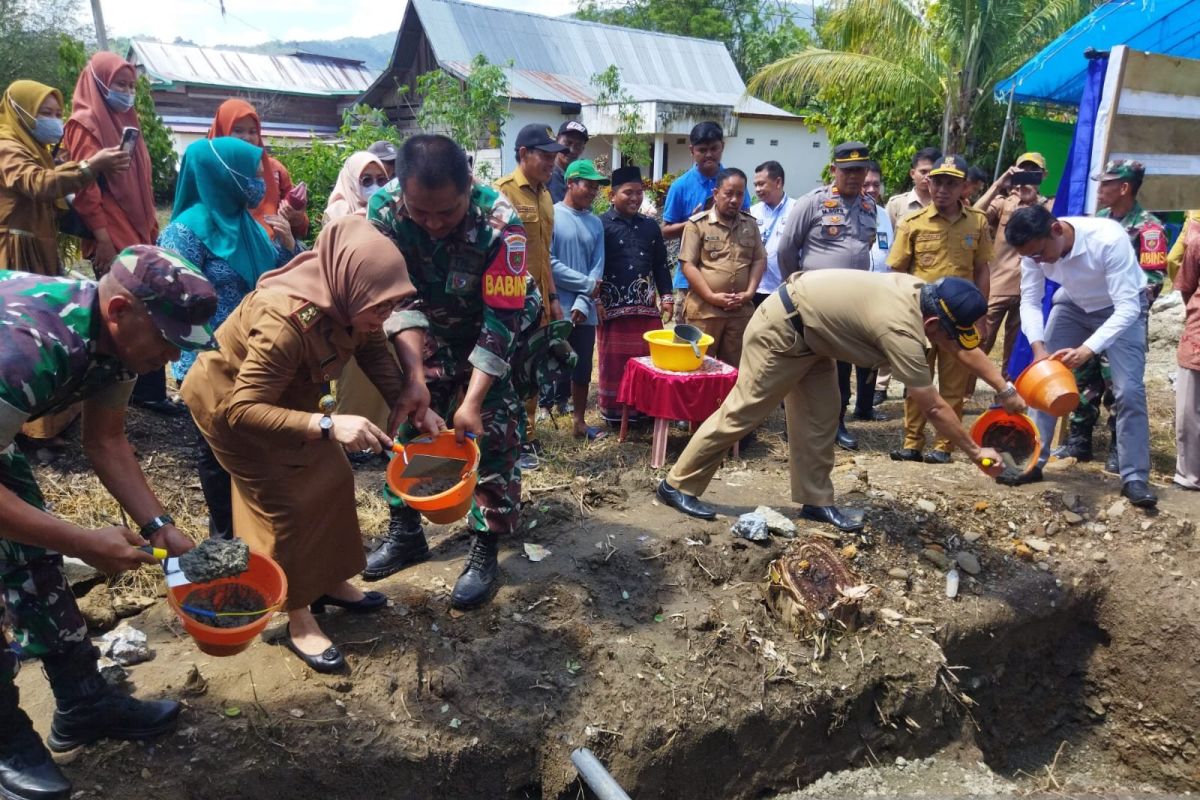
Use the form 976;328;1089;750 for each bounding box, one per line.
385;376;523;538
1;448;89;684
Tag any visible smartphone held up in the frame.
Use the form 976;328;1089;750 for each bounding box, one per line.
120;126;141;154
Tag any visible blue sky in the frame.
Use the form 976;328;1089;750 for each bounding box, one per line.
87;0;575;46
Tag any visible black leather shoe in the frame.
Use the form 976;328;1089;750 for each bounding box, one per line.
872;390;888;406
656;480;716;520
281;627;346;674
799;504;866;532
450;534;501;610
996;465;1044;486
890;448;923;462
1121;480;1157;508
836;423;859;451
1104;446;1120;476
134;397;187;417
362;511;429;581
47;693;181;752
923;450;952;464
1;684;71;800
310;591;387;614
853;408;889;422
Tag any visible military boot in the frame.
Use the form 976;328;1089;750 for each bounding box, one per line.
42;642;180;753
1104;415;1120;475
362;506;430;581
450;533;501;610
0;681;71;800
1051;418;1094;461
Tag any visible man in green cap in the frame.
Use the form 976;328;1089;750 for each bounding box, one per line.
0;246;217;800
549;159;610;439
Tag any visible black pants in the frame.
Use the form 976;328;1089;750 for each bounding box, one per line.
838;361;876;419
195;430;233;540
129;368;168;404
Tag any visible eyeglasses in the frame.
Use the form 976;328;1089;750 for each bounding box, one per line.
360;176;384;188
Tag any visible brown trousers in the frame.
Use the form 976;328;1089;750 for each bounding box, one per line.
688;314;750;369
667;294;839;506
902;346;970;452
982;296;1021;378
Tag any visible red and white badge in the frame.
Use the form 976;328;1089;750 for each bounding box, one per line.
1139;225;1167;269
483;225;529;309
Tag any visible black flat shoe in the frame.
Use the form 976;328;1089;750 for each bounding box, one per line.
310;591;387;614
853;408;889;422
996;465;1044;486
873;390;888;406
836;423;859;451
135;397;188;417
656;480;716;520
1121;480;1157;508
923;450;952;464
282;629;346;674
890;448;923;462
799;504;866;532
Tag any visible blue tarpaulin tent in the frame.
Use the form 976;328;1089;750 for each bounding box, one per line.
994;0;1200;105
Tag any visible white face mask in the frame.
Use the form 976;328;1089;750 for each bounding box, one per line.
361;183;382;200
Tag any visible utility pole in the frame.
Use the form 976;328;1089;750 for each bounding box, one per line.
90;0;109;50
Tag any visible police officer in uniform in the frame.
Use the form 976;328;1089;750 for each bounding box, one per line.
1058;160;1169;470
778;141;882;450
888;154;993;465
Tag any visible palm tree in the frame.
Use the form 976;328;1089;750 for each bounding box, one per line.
747;0;1092;154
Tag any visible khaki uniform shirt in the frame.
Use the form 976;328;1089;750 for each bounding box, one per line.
885;189;927;231
679;206;766;319
1169;210;1200;285
786;270;934;389
984;193;1050;299
495;167;554;322
777;185;877;275
888;204;992;284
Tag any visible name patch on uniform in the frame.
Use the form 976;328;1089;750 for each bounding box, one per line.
877;231;890;250
292;302;321;331
483;225;529;310
964;234;975;248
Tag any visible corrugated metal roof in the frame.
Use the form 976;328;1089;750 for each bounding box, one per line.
130;40;378;97
397;0;793;117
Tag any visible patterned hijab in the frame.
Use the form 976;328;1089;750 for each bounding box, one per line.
170;136;276;286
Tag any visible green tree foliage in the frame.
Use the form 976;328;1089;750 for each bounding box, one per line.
748;0;1090;157
0;0;87;94
575;0;811;80
407;53;512;180
134;75;178;202
590;65;651;168
270;104;404;241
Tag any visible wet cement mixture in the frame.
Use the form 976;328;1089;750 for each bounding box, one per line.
181;584;268;629
15;302;1199;800
404;476;461;497
178;537;250;584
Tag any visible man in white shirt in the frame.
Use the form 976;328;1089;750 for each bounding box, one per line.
1000;205;1155;507
865;161;894;272
751;160;792;307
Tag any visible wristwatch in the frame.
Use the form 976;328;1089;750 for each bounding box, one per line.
996;381;1018;400
139;513;174;541
547;293;559;303
78;159;93;180
319;414;334;439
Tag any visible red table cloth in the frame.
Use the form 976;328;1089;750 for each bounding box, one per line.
616;356;738;423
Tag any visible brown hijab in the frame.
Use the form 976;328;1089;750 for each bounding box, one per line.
257;215;414;327
64;52;157;242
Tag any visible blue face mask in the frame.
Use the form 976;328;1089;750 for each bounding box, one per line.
244;177;266;209
105;91;135;113
32;117;64;145
361;183;382;200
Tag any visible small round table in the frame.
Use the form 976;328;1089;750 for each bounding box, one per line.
616;356;740;468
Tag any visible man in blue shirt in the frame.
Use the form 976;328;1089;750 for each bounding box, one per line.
661;121;749;320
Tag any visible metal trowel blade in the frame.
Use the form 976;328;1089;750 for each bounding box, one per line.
399;454;469;479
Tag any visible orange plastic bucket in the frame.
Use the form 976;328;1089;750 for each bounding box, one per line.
386;431;481;524
1014;358;1080;417
166;550;287;657
970;409;1042;475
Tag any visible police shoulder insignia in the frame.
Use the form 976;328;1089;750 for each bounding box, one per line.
293;302;322;331
822;199;840;208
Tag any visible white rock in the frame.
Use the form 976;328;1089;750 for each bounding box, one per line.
916;499;937;513
1106;499;1127;519
753;505;797;538
99;622;152;666
1152;290;1183;312
61;557;102;590
1024;537;1052;553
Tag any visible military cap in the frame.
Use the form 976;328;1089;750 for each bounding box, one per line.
832;141;871;167
108;245;219;351
368;140;398;163
1092;159;1145;183
920;276;986;349
929;154;968;179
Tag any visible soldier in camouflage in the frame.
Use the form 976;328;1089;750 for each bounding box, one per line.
0;246;217;800
1057;160;1167;469
362;135;540;610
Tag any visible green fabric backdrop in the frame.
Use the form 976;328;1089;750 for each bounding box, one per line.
1018;116;1073;198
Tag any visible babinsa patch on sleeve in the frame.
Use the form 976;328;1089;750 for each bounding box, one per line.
483;225;529;310
1139;225;1167;268
292;302;322;331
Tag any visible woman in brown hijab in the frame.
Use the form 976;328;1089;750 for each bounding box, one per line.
181;215;417;673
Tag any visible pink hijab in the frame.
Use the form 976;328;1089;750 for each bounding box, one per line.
323;151;387;223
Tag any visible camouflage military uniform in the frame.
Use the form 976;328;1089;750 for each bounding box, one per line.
1068;202;1168;433
0;272;137;684
368;184;539;538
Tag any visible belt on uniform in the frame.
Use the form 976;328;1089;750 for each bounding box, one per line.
776;285;805;335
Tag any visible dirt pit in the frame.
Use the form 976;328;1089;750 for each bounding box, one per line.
15;362;1199;799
